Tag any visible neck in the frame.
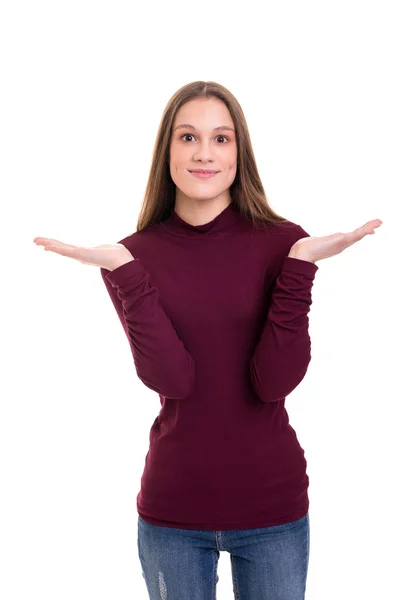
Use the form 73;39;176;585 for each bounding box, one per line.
173;197;232;227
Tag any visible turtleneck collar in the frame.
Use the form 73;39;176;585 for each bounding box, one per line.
161;202;242;239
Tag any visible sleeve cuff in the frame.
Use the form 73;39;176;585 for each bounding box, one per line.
104;258;147;289
283;256;319;277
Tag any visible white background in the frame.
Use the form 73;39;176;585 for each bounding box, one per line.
1;1;398;598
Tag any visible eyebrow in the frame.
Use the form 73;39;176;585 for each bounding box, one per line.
174;124;235;133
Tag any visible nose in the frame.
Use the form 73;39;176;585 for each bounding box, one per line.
193;140;214;162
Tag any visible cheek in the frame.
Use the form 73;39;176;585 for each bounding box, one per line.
170;148;189;168
228;160;238;174
226;149;237;167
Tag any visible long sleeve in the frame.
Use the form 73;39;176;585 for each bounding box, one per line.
250;233;319;404
100;258;195;399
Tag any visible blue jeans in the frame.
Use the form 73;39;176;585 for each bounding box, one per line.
137;512;310;599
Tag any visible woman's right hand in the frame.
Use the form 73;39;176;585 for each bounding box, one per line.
33;237;135;272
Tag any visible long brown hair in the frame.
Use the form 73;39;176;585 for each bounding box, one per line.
135;81;289;233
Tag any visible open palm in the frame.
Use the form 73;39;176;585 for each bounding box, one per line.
33;237;135;272
290;219;383;263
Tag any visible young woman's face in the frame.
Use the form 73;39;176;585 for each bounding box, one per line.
169;97;238;204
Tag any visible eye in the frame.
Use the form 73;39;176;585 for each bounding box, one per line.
180;133;229;143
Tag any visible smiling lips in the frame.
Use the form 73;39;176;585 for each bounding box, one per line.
189;170;219;179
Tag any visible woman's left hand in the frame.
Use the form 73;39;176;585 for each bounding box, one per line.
288;219;383;264
33;237;135;271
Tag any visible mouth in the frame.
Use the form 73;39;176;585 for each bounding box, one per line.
188;170;220;179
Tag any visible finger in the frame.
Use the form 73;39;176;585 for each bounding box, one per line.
345;219;382;244
34;237;78;249
362;219;382;229
34;240;81;261
45;245;77;258
359;219;382;231
361;221;382;237
34;237;61;244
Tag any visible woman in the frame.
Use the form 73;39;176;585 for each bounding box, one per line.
33;81;382;600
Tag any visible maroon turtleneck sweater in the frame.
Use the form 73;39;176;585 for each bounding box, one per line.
100;202;319;530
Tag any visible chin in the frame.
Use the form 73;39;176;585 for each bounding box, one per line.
187;189;221;199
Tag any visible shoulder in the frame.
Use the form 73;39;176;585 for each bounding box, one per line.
112;224;167;266
116;223;162;251
268;220;310;240
254;220;311;281
252;219;310;249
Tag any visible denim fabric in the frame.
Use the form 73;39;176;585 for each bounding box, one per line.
137;512;310;599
